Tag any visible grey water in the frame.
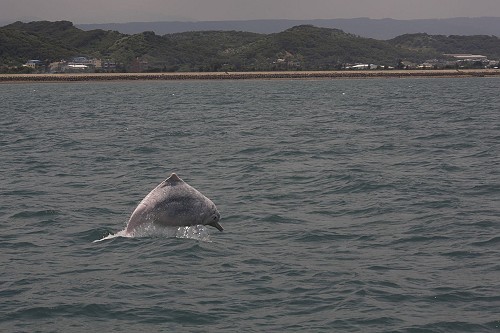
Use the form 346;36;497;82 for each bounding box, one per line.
1;78;499;332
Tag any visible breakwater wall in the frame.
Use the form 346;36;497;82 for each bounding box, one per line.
1;69;500;82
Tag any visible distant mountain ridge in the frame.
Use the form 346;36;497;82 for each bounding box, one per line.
76;17;500;39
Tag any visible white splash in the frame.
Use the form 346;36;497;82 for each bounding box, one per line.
93;224;212;243
175;225;212;242
92;229;130;243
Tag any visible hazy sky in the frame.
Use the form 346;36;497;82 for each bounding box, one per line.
1;0;500;23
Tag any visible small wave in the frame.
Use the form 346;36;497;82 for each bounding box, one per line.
93;224;212;243
471;236;500;247
92;229;130;243
10;209;61;219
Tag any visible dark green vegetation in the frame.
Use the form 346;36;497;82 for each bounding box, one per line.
1;20;500;73
390;33;500;60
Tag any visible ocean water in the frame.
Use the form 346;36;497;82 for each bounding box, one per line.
1;77;499;332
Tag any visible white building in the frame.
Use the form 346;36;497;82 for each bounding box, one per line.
444;54;488;62
23;60;43;68
348;64;377;70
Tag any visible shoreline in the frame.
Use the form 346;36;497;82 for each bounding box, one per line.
1;69;500;82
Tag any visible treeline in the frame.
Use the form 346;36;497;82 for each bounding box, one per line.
1;20;500;72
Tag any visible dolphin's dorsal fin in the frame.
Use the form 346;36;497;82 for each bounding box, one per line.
165;173;183;184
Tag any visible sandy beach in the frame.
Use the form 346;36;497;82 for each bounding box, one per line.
1;69;500;82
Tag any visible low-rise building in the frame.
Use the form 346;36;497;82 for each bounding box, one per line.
444;54;488;62
444;54;490;68
101;61;117;71
48;57;104;73
346;64;378;70
23;60;43;69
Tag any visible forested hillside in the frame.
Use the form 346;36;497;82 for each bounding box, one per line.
1;21;500;72
388;33;500;60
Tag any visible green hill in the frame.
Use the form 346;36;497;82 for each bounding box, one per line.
0;20;124;71
235;25;411;70
1;21;499;72
113;25;412;71
111;30;263;71
0;23;76;65
388;33;500;60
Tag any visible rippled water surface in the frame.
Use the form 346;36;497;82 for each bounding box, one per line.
1;78;499;332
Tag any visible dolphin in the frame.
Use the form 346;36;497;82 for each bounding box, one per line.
125;173;222;235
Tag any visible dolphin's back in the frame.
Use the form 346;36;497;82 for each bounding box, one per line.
125;173;221;234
